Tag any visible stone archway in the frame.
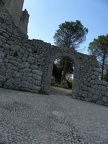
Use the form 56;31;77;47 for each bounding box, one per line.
44;52;81;96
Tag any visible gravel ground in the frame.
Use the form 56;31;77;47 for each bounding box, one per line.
0;88;108;144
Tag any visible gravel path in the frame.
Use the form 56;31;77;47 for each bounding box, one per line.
0;88;108;144
50;86;72;95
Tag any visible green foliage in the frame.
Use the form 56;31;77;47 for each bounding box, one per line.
66;79;72;88
53;57;74;83
53;62;62;83
88;34;108;80
53;20;88;82
53;20;88;50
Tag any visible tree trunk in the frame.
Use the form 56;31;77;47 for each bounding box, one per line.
61;58;68;82
101;54;105;80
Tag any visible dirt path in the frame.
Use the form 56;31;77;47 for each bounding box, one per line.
50;86;72;95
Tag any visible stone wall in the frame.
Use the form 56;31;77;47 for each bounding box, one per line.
0;1;108;107
3;0;29;35
19;9;29;35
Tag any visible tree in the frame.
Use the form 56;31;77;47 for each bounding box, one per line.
53;20;88;81
88;34;108;80
52;57;74;83
104;69;108;82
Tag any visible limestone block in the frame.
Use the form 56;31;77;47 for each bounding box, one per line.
21;81;29;88
0;51;4;58
0;59;3;63
28;83;41;91
91;94;98;100
94;68;101;73
24;62;30;68
23;53;28;59
94;71;99;76
4;58;8;63
6;78;14;85
4;84;15;89
94;80;101;85
32;70;42;76
0;75;6;82
34;80;41;86
17;52;23;59
32;85;41;91
2;32;10;38
84;97;92;102
96;100;104;105
102;81;108;86
27;57;35;64
0;67;6;75
91;88;96;94
93;85;99;90
6;71;13;79
31;65;38;69
101;85;107;91
87;86;93;92
22;68;31;74
82;85;88;91
81;93;88;98
32;74;42;81
102;96;108;103
20;48;25;54
8;60;18;67
90;80;95;84
11;45;20;51
91;75;96;80
13;71;23;78
0;82;3;87
98;85;102;90
87;78;91;82
104;103;108;107
21;87;30;92
26;77;35;83
14;80;21;87
105;92;108;97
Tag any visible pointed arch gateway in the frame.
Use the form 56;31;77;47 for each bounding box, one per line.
44;52;81;96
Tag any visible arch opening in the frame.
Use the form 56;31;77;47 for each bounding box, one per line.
50;56;74;95
43;52;81;97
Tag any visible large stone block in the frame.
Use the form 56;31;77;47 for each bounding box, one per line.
0;75;6;82
96;100;104;105
32;70;42;76
102;96;108;103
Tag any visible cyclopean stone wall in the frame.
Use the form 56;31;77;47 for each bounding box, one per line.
0;1;108;107
3;0;29;35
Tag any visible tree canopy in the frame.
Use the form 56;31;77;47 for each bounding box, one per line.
53;20;88;82
53;20;88;50
88;34;108;80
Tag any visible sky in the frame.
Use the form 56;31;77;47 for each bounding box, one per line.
23;0;108;54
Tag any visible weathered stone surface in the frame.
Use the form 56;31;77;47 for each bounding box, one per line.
0;75;6;82
96;100;104;105
102;96;108;103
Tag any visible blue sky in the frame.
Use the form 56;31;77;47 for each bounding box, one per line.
23;0;108;54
